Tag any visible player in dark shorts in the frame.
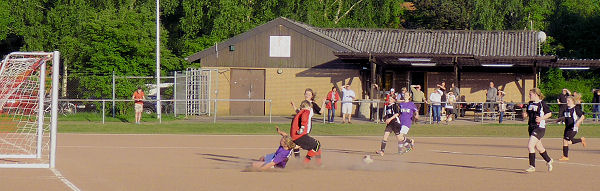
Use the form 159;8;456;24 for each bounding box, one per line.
290;88;325;158
283;100;323;166
375;94;416;156
522;88;553;173
559;96;587;161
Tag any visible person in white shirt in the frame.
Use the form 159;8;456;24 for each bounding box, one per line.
429;88;442;124
341;84;356;124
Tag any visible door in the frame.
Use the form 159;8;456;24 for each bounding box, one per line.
230;69;265;116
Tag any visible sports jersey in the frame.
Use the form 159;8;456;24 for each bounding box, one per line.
399;102;418;127
384;103;401;124
271;146;292;168
525;101;551;129
563;106;584;131
290;109;311;140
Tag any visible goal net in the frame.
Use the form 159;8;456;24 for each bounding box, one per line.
0;51;59;168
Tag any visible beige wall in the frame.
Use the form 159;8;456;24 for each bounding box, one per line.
427;72;534;103
204;67;363;116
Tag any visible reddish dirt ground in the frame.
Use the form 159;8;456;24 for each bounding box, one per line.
1;134;598;191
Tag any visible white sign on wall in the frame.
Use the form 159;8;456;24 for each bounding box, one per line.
269;36;291;57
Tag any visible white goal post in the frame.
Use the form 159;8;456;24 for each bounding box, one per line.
0;51;59;168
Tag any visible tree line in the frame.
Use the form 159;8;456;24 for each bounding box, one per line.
0;0;598;101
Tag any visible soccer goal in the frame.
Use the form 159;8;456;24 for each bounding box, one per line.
0;51;59;168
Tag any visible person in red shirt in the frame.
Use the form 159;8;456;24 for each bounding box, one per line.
132;87;145;124
280;100;322;166
326;86;340;123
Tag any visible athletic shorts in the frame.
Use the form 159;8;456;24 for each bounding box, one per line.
134;103;143;113
529;127;546;140
385;122;402;135
263;153;276;166
563;129;578;141
342;103;353;114
293;135;320;151
400;125;410;134
445;108;454;115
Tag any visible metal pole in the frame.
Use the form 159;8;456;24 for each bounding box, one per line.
36;58;47;158
156;0;162;123
102;100;105;124
185;69;188;117
213;99;217;123
112;70;115;118
269;100;272;124
174;71;177;117
50;51;60;168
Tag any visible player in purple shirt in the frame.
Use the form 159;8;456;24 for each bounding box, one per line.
397;92;418;153
251;129;296;171
375;92;418;156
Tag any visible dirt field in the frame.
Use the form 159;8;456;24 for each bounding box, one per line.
1;134;598;191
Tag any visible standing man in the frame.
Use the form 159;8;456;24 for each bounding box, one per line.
341;84;356;124
429;88;443;124
556;88;571;124
410;85;427;123
132;87;145;124
485;81;498;114
593;89;600;120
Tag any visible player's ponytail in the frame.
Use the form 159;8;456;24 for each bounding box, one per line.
529;88;545;100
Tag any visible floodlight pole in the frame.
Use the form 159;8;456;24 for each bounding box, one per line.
156;0;162;123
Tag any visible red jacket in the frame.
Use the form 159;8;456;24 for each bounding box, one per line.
326;90;340;109
290;109;310;140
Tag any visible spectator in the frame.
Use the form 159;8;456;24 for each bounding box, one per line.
445;92;456;124
450;82;460;118
429;88;442;124
385;88;397;106
593;89;600;120
341;84;356;124
326;86;340;123
498;91;506;124
132;87;145;124
396;87;408;102
485;81;498;114
556;88;571;124
410;85;427;123
438;81;447;106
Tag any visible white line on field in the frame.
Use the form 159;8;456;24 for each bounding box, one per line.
59;145;272;150
50;168;80;191
431;149;600;167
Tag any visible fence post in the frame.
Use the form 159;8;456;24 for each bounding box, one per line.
269;100;272;124
213;99;217;123
174;71;177;117
112;70;115;118
102;100;105;124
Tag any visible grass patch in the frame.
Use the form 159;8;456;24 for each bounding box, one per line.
58;120;600;138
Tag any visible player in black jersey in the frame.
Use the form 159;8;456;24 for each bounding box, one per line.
559;96;587;161
522;88;554;173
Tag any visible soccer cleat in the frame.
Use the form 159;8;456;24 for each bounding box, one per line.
581;137;587;148
409;139;416;150
524;166;536;173
547;159;554;172
559;156;569;161
375;150;385;157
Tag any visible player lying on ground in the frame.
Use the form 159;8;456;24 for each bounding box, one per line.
559;96;587;161
251;128;297;171
376;93;417;156
279;100;323;166
522;88;554;173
